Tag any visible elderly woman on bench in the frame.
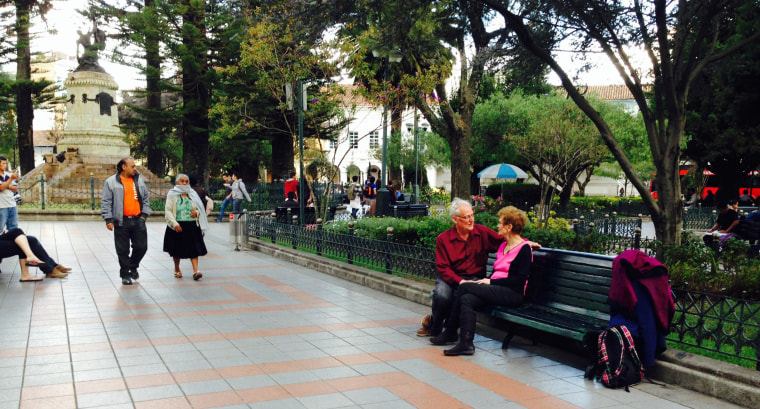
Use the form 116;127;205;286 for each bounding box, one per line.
0;228;71;281
431;206;534;356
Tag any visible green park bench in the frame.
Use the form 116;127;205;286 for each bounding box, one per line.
486;248;614;350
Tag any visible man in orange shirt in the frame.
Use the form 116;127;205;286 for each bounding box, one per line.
101;157;152;285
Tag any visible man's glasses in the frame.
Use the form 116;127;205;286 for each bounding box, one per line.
456;214;474;220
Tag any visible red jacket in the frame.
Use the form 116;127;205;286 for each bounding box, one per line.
610;250;675;332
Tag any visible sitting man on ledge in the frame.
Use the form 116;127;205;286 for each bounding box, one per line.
418;198;539;337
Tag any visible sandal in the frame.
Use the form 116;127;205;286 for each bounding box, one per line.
193;272;202;281
174;271;182;278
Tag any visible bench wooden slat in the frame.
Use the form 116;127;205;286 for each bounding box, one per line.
486;247;615;349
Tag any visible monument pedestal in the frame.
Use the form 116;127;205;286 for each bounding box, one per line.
57;70;130;162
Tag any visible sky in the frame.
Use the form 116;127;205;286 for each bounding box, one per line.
30;0;144;91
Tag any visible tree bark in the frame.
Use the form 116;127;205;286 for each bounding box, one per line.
15;0;34;174
144;0;164;176
181;0;210;185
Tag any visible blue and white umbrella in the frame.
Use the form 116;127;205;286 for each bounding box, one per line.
477;163;529;180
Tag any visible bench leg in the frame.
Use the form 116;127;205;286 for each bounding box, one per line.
501;333;515;349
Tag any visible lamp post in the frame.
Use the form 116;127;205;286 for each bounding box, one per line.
372;49;401;216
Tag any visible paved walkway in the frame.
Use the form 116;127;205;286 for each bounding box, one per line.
0;221;745;409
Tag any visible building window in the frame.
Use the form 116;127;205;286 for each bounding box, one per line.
369;131;379;149
327;135;337;149
349;131;359;148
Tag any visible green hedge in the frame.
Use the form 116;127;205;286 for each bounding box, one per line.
484;183;542;205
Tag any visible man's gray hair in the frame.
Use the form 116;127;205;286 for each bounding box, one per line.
449;198;472;218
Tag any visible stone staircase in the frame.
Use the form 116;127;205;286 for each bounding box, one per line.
19;149;170;204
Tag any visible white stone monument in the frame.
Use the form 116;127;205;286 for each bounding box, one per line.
58;70;130;163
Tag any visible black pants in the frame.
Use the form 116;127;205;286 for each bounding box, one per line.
114;217;148;277
448;282;524;334
0;228;58;274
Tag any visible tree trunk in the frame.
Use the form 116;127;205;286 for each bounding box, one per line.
15;0;34;174
388;107;403;186
447;130;472;200
144;0;163;176
271;132;295;181
181;0;210;185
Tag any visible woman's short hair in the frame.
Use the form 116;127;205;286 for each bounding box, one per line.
175;173;189;183
449;198;472;218
497;206;528;234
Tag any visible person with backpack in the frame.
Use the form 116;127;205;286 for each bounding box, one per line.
363;176;377;217
348;175;363;219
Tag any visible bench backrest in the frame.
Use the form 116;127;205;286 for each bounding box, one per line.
738;219;760;242
488;247;614;319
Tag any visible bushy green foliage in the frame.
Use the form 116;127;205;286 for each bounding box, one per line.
662;234;760;299
484;183;541;206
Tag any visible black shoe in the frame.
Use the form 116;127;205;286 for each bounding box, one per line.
130;270;139;280
430;331;459;346
122;276;133;285
444;342;475;356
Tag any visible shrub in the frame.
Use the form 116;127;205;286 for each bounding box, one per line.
484;183;541;206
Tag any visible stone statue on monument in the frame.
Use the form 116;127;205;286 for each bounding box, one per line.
75;19;107;73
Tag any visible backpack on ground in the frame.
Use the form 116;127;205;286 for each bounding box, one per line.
595;325;644;391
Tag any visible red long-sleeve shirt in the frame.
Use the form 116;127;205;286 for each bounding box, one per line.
435;224;503;284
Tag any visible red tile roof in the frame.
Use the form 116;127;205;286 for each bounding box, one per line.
556;84;653;101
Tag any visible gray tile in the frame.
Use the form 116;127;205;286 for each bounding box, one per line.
129;384;184;402
76;390;132;408
73;358;118;372
227;374;277;390
165;359;212;372
24;362;72;376
23;371;74;387
248;398;307;409
270;370;321;385
342;387;398;405
297;392;355;409
349;362;397;376
178;379;232;396
120;363;170;377
0;388;20;403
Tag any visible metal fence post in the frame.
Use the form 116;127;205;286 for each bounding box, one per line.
385;227;393;275
270;212;277;243
90;173;95;210
40;173;45;210
612;211;618;236
292;215;298;249
347;222;355;265
604;214;610;235
634;227;641;249
316;218;323;256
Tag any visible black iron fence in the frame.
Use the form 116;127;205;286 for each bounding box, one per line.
670;288;760;370
245;213;759;370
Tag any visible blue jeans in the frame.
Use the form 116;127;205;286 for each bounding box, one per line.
232;199;243;213
217;197;232;220
0;206;19;233
113;217;148;277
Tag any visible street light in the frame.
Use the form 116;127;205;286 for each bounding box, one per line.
372;49;401;216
